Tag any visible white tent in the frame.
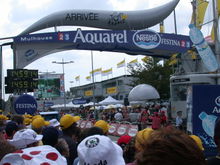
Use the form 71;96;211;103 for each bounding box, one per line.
99;96;122;105
128;84;160;101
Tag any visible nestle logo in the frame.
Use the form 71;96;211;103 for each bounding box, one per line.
133;30;161;49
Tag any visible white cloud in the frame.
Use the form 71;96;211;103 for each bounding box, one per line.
0;0;198;100
18;0;53;10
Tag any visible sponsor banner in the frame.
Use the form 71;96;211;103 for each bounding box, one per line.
85;90;93;96
107;87;117;94
13;29;192;68
14;94;37;115
44;102;54;107
116;124;130;136
127;125;138;137
72;98;89;105
192;85;220;157
19;0;179;35
108;123;120;136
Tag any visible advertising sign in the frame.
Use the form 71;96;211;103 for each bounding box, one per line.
192;85;220;157
14;94;37;115
72;98;89;105
107;87;117;94
85;90;93;96
189;24;219;72
35;73;62;99
13;29;192;68
19;0;179;35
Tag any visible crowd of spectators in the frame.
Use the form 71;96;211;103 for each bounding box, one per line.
0;110;218;165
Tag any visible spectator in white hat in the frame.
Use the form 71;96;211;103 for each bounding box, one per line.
77;135;125;165
8;128;43;149
49;118;60;128
0;145;67;165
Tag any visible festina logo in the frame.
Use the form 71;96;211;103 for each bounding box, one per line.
16;104;37;108
73;29;128;44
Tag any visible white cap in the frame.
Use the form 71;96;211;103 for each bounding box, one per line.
77;135;125;165
8;128;43;149
0;145;67;165
49;119;60;127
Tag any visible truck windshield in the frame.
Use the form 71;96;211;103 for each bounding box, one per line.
171;84;188;101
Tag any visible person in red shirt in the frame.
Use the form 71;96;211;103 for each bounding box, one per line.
151;112;161;130
139;109;149;130
160;111;167;126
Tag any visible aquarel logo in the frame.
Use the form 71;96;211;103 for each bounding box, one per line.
132;30;161;49
212;96;220;113
215;96;220;106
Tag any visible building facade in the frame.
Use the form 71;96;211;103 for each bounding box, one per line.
70;75;135;102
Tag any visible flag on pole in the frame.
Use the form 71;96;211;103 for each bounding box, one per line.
160;21;164;33
209;0;220;41
117;59;125;68
90;68;102;75
128;58;138;66
75;75;80;81
168;54;178;66
190;0;209;29
101;68;113;76
86;76;91;81
141;56;151;62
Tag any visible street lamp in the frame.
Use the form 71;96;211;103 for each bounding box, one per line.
52;59;74;110
70;81;74;87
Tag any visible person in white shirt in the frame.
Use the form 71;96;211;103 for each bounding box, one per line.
114;110;123;121
176;111;183;130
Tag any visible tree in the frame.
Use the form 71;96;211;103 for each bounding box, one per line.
128;57;172;99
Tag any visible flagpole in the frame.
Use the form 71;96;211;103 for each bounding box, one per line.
91;51;96;108
124;58;127;76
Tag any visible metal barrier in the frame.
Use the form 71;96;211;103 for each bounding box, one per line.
78;120;139;137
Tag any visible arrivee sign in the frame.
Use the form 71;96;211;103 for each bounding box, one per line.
14;94;37;115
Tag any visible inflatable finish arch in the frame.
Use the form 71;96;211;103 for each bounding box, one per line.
19;0;179;35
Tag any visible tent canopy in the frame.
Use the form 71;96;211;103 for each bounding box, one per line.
99;96;122;105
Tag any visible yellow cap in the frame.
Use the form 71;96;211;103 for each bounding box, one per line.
94;120;109;133
189;135;204;151
0;115;8;121
32;117;49;129
23;114;33;119
24;118;32;125
135;128;153;151
73;116;81;122
60;114;77;130
32;115;42;120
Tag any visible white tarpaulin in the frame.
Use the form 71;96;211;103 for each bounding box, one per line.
99;96;122;105
128;84;160;101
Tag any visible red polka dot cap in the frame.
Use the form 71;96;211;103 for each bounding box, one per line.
0;145;67;165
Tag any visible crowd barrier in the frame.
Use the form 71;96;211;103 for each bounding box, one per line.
77;120;138;137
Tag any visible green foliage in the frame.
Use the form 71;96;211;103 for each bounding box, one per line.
128;57;172;99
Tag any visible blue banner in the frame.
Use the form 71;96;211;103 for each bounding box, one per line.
72;98;90;105
13;29;192;68
192;85;220;157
